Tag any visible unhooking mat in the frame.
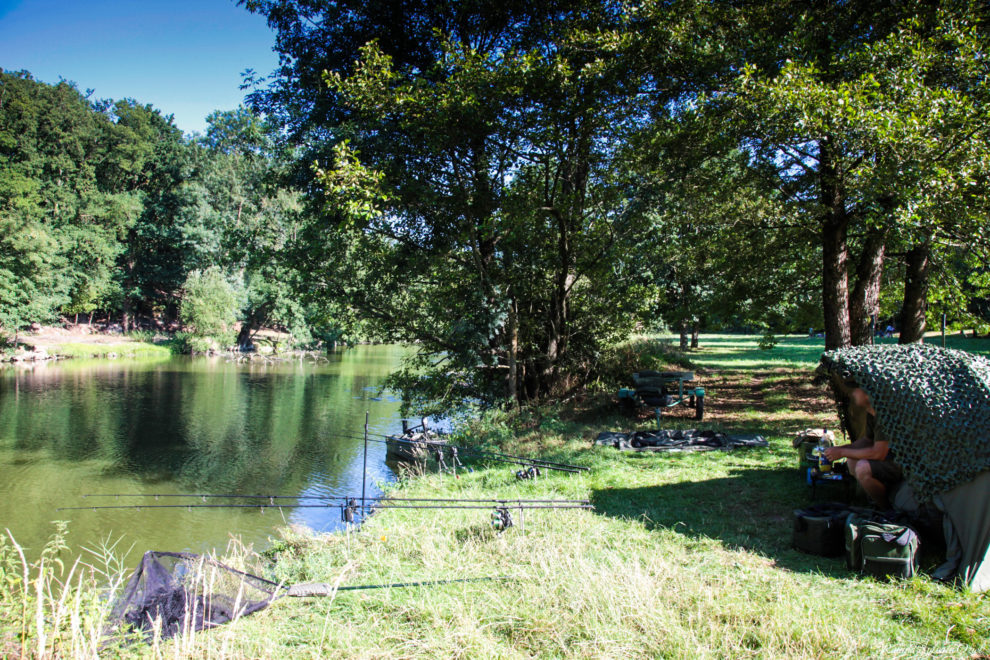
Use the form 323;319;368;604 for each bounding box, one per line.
595;429;767;452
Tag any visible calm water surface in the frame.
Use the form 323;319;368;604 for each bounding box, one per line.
0;346;409;563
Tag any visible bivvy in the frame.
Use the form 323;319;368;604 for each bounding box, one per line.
815;344;990;591
107;551;504;641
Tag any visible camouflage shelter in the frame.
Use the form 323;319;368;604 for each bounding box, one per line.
816;344;990;591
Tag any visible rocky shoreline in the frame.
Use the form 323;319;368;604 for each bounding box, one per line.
2;347;54;363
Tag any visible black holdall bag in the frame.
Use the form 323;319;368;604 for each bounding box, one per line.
793;502;853;557
845;511;920;579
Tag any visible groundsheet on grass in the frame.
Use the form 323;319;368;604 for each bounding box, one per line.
595;429;767;452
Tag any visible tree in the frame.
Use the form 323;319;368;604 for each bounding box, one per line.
103;101;221;328
0;71;135;334
727;1;990;348
245;0;660;410
198;107;311;348
179;266;240;348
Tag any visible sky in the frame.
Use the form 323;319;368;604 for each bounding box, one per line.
0;0;279;135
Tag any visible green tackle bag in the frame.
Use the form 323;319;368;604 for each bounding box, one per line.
845;512;920;579
792;502;852;557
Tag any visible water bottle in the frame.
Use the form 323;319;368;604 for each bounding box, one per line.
817;431;832;474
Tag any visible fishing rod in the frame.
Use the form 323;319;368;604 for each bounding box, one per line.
81;493;591;504
58;498;593;530
59;502;593;511
283;575;508;597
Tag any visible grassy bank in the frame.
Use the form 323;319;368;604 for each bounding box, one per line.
4;334;989;657
9;328;177;361
40;341;175;360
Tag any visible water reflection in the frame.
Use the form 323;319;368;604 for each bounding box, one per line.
0;347;407;561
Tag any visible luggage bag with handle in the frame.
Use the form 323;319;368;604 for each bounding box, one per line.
845;511;920;579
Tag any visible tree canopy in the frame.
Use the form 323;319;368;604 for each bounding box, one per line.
1;0;988;411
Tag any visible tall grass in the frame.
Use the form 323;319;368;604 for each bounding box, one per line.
0;526;277;658
0;523;140;658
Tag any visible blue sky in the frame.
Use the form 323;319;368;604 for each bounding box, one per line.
0;0;279;135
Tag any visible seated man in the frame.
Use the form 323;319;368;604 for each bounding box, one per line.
824;381;903;510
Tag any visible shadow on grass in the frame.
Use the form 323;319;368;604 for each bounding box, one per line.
688;336;828;371
590;466;855;576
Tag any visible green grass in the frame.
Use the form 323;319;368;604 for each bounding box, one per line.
47;341;174;360
182;434;988;658
675;332;990;373
5;333;990;657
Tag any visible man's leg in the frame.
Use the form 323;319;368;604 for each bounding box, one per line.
842;437;873;481
853;459;890;509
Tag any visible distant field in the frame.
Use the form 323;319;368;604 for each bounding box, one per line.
669;333;990;372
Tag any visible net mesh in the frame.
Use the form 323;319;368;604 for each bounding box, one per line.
816;344;990;501
109;551;280;640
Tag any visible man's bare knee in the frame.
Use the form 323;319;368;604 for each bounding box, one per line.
854;459;873;482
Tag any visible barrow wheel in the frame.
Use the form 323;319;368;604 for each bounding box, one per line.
695;396;704;421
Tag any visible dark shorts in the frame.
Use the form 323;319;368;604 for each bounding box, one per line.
868;458;904;488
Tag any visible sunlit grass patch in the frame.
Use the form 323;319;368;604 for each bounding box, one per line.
50;342;174;360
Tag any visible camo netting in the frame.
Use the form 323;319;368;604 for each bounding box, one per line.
816;344;990;501
108;551;279;640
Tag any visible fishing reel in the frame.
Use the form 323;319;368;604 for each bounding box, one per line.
427;446;473;478
341;498;359;524
514;465;541;480
490;506;513;531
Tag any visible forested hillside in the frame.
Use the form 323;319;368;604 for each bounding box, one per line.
2;0;989;411
0;71;329;350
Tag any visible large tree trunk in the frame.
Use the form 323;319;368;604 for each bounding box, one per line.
506;299;519;408
899;240;931;344
691;321;700;349
849;228;887;346
820;138;852;350
679;320;689;350
236;322;255;350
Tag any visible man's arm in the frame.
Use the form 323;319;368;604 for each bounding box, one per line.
825;439;889;462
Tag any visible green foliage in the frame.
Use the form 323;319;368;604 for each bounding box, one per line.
0;70;316;343
757;328;778;351
253;0;659;411
178;266;240;348
44;341;173;360
724;2;990;344
589;336;697;391
0;71;119;332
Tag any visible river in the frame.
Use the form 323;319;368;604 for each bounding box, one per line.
0;345;410;564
